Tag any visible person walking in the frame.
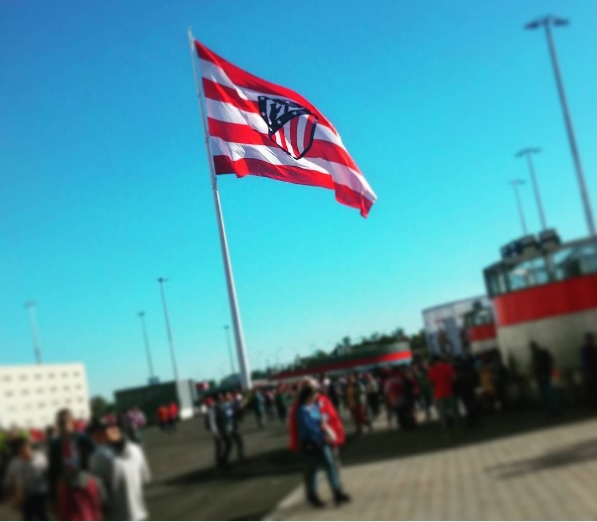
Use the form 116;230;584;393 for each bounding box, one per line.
345;374;371;434
427;357;459;434
530;341;561;414
156;405;169;432
167;402;179;432
414;362;433;422
294;384;351;508
219;393;245;465
384;368;415;430
479;358;496;412
3;437;48;520
275;388;289;424
454;356;481;428
253;391;266;429
89;417;151;521
124;407;146;445
264;390;276;422
204;397;224;467
365;373;381;418
325;378;341;412
580;333;597;407
48;409;101;521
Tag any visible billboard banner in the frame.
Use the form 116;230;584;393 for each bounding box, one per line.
422;296;493;356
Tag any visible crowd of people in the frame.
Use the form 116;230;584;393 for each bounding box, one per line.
1;407;151;521
3;334;595;517
155;402;178;433
195;337;595;509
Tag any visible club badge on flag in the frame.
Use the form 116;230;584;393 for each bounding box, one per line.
258;96;317;160
194;40;377;217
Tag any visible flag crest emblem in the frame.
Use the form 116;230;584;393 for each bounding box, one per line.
258;96;318;160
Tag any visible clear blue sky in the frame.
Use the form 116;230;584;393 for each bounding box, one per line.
2;1;596;398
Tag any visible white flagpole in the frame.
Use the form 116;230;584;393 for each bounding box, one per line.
187;29;253;391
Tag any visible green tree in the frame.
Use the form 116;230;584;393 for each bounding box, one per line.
394;327;406;340
90;395;111;418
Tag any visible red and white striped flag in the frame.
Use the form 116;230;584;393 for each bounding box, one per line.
194;40;377;217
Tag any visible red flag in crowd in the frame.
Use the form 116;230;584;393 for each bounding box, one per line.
194;40;377;217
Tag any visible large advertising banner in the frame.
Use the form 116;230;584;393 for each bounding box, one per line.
422;296;492;356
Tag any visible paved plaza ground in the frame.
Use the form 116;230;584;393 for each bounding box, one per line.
1;407;597;520
268;413;597;520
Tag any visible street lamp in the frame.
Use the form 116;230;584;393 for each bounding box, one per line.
24;301;42;364
515;148;547;231
224;325;236;375
137;312;156;382
157;277;180;382
509;179;528;236
524;15;595;236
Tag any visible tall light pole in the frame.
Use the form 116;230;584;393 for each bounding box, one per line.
525;15;595;236
157;277;180;382
510;179;528;236
224;325;236;375
516;148;547;231
138;312;156;382
24;301;42;364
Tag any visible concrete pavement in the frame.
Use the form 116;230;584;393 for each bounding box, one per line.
266;415;597;520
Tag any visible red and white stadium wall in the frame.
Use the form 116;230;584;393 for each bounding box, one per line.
272;350;412;382
468;323;497;354
492;273;597;375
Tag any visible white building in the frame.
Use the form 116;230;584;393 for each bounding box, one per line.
0;363;90;429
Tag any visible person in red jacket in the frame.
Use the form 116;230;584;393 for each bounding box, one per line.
428;357;459;433
289;378;345;453
157;405;169;431
168;402;179;432
291;380;351;507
